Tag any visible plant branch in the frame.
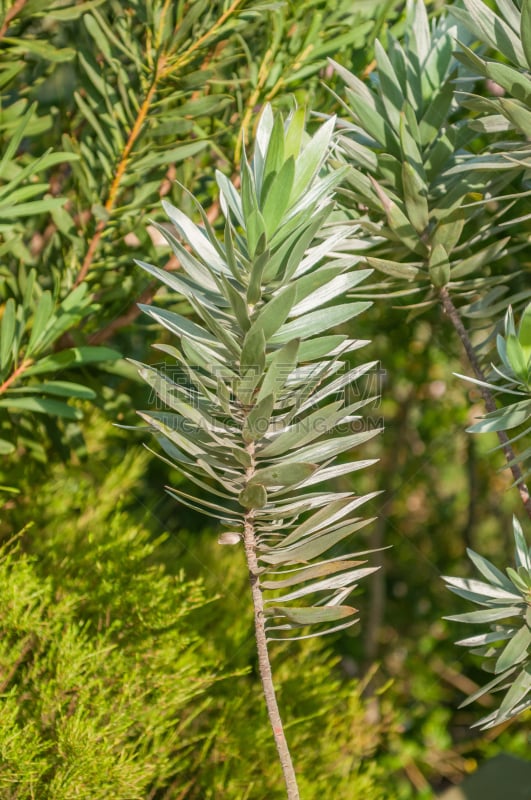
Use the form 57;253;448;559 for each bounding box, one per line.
242;443;300;800
75;62;165;288
75;0;242;287
439;286;531;519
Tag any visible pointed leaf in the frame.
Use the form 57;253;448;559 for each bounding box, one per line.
239;483;267;509
495;624;531;674
250;462;317;488
266;605;356;625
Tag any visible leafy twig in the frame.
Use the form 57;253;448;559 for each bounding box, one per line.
439;286;531;519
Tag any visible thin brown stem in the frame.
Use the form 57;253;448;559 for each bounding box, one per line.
75;62;164;287
178;0;243;64
243;516;300;799
75;1;242;286
0;357;33;396
0;0;27;38
242;443;300;799
439;285;531;519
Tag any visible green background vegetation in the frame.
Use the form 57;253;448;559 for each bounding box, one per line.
0;0;529;797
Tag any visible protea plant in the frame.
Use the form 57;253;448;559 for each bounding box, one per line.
131;106;380;797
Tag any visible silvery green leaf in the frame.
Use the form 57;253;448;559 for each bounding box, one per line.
522;0;531;68
296;336;349;361
268;566;379;604
250;462;317;488
135;259;227;312
255;103;275;167
290;459;379;489
291;230;352;279
166;488;241;525
365;256;420;281
241;326;266;375
279;494;379;549
147;445;237;500
445;606;524;624
498;97;531;133
289;271;372;317
289;116;336;203
271;302;371;343
261;559;366;590
458;666;518;708
455;629;516;647
263;205;331;282
220;274;251;332
444;575;523;603
256;491;351;521
247;246;270;305
216;169;245;227
0;396;83;420
138;412;206;460
506;567;529;593
259;400;343;457
180;337;232;374
496;0;521;33
418;82;454;146
282;169;348;235
329;59;376;106
342;90;397;153
188;299;241;357
251;284;297;340
483;61;531;104
162;199;229;274
494;624;531;674
243;394;275;443
453;0;526;66
259;519;373;566
262;112;285;183
139;305;218;347
256;338;300;403
402;161;429;235
408;0;430;62
278;428;379;465
374;39;404;128
261;398;374;459
266;618;359;642
466;548;519;593
496;665;531;722
223;219;246;280
296;361;378;414
513;516;531;571
262;157;295;236
468;399;531;433
147;224;221;291
290;266;346;306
